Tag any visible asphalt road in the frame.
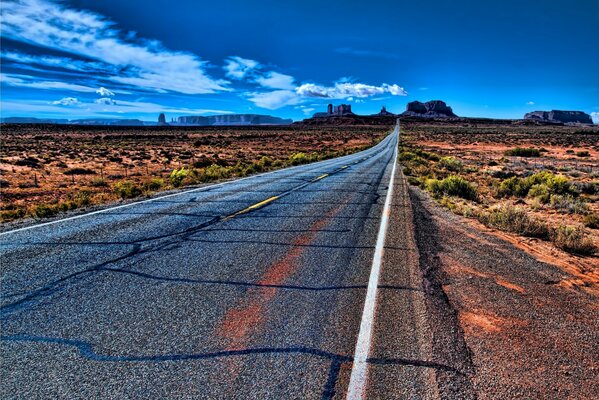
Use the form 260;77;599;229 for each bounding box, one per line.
1;123;448;399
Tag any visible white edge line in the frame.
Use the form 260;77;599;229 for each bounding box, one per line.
0;129;395;237
346;124;399;399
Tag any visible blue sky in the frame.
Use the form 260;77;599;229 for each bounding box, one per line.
1;0;598;122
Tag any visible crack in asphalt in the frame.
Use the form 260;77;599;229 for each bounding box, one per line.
0;144;390;316
0;333;462;400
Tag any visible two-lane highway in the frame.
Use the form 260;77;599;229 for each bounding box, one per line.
1;123;448;399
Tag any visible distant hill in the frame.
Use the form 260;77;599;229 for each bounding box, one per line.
1;117;145;126
176;114;292;126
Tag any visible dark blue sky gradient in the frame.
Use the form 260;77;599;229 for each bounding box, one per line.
1;0;598;121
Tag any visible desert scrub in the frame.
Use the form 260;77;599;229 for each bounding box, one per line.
0;207;26;222
481;204;549;238
63;167;96;175
438;156;462;172
583;214;599;229
169;167;189;187
551;225;596;255
496;171;574;199
426;175;478;201
113;180;142;199
549;194;589;214
31;203;60;219
504;147;541;157
143;177;164;191
575;151;590;157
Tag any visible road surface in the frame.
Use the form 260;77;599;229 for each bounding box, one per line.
1;124;453;399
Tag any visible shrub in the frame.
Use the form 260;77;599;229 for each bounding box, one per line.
143;177;164;191
90;178;108;187
552;225;596;255
113;181;142;199
426;175;478;201
583;214;599;229
496;171;574;198
482;205;549;238
0;208;25;221
64;167;96;175
504;147;541;157
169;167;189;187
438;156;462;172
575;151;590;157
32;204;59;219
549;194;589;214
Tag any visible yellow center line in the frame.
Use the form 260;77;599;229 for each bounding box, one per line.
223;195;280;220
312;173;329;182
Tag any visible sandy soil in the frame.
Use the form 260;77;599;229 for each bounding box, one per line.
410;187;599;399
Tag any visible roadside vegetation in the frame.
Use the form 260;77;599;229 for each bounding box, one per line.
399;123;598;256
0;125;389;223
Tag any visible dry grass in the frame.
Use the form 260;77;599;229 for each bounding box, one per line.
400;121;599;256
0;124;390;222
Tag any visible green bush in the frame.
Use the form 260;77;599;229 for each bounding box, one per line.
426;175;478;201
32;204;59;219
549;194;589;214
143;178;164;191
504;147;541;157
552;225;596;255
583;214;599;229
90;178;108;187
0;208;26;222
481;205;549;238
169;168;189;187
496;171;574;198
575;151;590;157
438;156;462;172
113;181;142;199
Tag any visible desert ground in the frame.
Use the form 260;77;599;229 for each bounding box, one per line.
0;124;388;223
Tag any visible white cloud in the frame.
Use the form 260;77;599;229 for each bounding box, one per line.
246;90;301;110
223;56;260;79
255;72;295;90
335;47;400;60
94;97;116;105
295;82;407;99
1;0;229;94
591;112;599;124
526;101;535;105
51;97;80;106
1;50;116;74
1;73;98;92
96;87;115;97
1;98;234;116
301;107;315;115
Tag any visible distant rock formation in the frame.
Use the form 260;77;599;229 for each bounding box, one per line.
524;110;592;124
400;100;458;118
176;114;292;126
157;113;169;126
313;104;354;118
372;105;396;117
0;117;69;124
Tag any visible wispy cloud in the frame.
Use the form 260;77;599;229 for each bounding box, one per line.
255;72;295;90
223;56;260;79
1;0;229;94
335;47;400;60
1;73;98;93
526;101;535;105
245;90;301;110
591;112;599;124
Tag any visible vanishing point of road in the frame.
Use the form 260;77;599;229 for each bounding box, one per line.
1;123;457;399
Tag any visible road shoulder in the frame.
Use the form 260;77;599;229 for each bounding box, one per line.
409;186;599;399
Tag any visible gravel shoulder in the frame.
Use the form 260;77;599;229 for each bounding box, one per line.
409;186;599;399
